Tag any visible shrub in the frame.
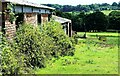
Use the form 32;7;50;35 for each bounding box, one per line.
72;34;79;44
14;23;55;68
0;20;75;74
0;33;29;75
43;21;75;57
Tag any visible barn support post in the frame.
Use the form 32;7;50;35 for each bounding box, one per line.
69;23;72;37
67;22;70;37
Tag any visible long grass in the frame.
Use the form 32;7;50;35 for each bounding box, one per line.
35;32;118;74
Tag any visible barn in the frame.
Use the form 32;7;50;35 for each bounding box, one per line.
0;0;72;39
52;15;72;37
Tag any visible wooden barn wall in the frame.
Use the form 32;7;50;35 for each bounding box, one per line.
14;5;23;13
14;5;51;14
40;9;50;14
33;8;39;13
23;6;33;13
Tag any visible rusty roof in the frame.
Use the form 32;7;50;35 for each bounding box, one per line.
1;0;55;10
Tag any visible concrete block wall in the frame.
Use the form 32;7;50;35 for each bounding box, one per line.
41;14;48;24
4;13;38;39
5;20;16;39
1;2;51;40
24;13;38;26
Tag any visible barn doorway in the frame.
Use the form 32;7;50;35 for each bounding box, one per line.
38;14;41;24
15;13;24;29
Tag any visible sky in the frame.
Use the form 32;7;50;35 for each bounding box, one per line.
29;0;120;6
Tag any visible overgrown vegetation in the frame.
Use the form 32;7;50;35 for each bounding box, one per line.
0;33;28;75
0;21;75;74
4;3;17;23
43;21;75;57
35;32;118;74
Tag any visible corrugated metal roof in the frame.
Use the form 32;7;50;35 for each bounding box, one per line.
1;0;55;10
52;15;71;24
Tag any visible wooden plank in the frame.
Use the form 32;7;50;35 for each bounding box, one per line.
14;5;23;13
33;8;39;13
14;5;51;14
23;6;32;13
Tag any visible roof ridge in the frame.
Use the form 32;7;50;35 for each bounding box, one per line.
1;0;55;10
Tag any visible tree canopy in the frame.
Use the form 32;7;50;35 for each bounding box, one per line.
44;2;120;12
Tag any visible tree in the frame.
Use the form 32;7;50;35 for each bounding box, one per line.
85;11;108;32
118;1;120;7
112;2;118;6
101;3;110;6
108;11;120;30
72;12;86;32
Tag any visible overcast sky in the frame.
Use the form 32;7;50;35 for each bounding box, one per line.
29;0;120;5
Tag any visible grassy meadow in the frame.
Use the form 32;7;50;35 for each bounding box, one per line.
102;10;120;15
35;32;118;74
69;10;119;15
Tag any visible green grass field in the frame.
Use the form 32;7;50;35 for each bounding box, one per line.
35;32;118;74
68;10;119;15
101;10;113;15
88;10;118;15
102;10;120;15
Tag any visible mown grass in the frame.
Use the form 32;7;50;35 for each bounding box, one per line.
35;32;118;74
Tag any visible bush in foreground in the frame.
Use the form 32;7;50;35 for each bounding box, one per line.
1;21;75;74
0;33;29;74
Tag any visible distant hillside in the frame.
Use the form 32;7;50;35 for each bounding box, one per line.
43;2;120;12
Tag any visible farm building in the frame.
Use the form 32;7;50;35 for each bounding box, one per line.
0;0;72;39
52;15;72;37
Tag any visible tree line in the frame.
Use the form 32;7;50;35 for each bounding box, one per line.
55;10;120;32
44;2;120;12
